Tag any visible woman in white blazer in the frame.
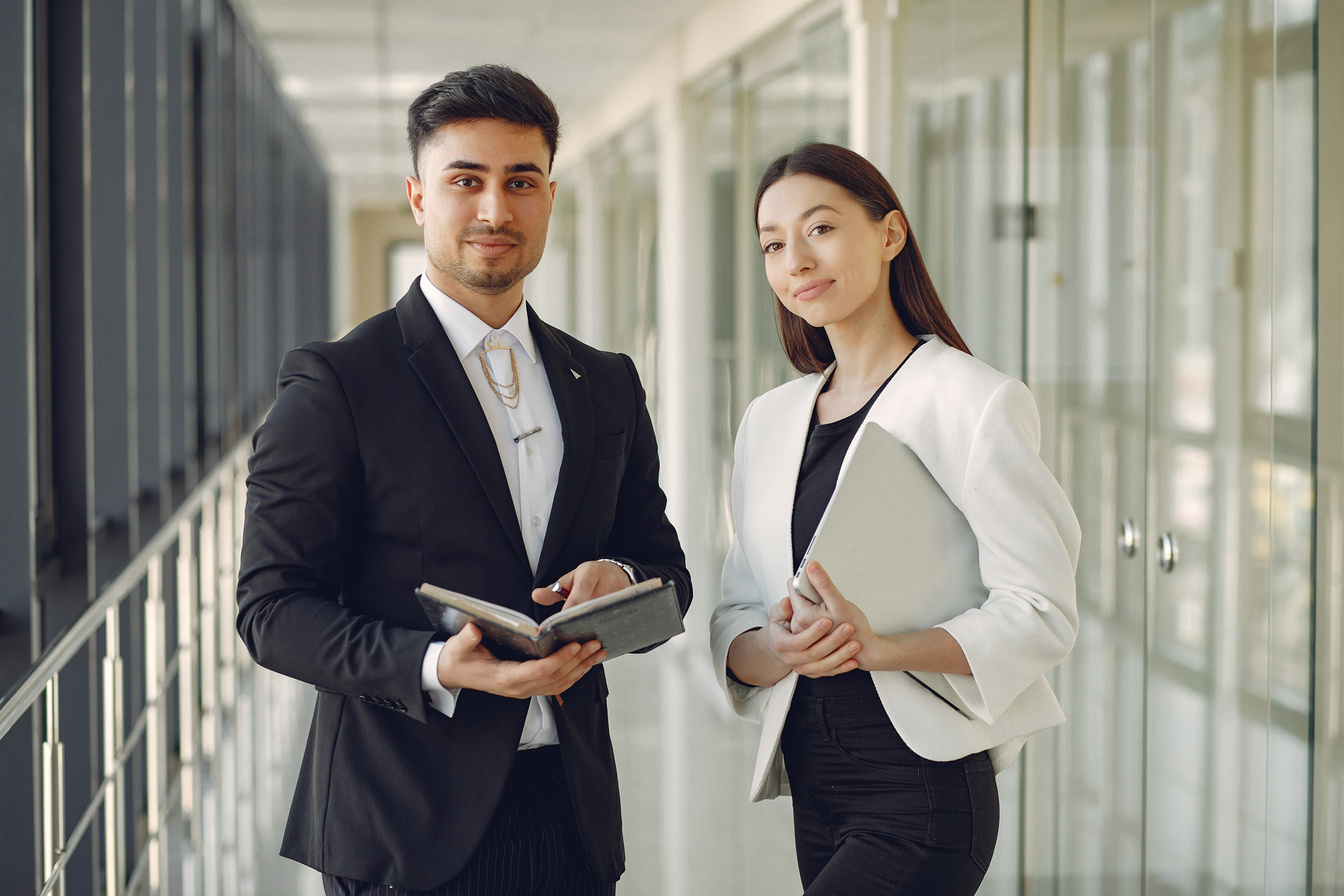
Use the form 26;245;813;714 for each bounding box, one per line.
710;143;1081;895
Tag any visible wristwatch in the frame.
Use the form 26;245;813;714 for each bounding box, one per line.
597;557;637;584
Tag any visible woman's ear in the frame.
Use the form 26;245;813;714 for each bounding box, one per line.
881;210;908;262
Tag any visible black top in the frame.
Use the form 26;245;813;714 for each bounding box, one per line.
791;340;922;697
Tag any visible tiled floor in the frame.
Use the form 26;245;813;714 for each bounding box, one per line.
604;640;802;896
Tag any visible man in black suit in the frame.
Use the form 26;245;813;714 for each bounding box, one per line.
236;64;690;896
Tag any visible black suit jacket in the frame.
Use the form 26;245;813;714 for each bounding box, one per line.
235;283;691;889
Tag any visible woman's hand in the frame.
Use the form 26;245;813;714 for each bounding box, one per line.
792;561;973;676
725;590;862;687
763;592;863;679
788;561;876;642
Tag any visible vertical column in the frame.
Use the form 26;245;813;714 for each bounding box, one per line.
843;0;893;165
653;82;695;896
573;158;606;347
1316;0;1344;888
0;0;39;889
87;0;131;591
1020;0;1066;884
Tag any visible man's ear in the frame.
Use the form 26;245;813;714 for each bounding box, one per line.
881;209;907;262
406;175;426;225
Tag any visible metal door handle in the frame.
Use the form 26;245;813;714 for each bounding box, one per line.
1118;519;1139;558
1157;532;1178;573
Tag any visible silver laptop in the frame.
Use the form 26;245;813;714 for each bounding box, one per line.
792;421;986;717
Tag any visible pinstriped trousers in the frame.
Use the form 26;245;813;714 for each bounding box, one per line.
321;747;616;896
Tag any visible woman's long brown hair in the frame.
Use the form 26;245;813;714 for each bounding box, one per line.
754;142;971;373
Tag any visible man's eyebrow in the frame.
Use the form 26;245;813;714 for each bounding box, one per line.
758;204;840;234
440;160;546;176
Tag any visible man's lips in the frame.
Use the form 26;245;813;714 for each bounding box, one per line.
466;239;518;258
793;279;833;301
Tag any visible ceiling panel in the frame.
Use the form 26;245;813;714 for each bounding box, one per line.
234;0;714;205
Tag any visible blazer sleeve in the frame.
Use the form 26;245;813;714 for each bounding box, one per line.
709;397;773;721
600;354;693;622
235;347;437;723
936;378;1081;723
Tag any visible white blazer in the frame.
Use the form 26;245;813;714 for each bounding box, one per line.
709;336;1081;802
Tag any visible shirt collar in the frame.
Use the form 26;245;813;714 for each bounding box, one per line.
418;273;540;364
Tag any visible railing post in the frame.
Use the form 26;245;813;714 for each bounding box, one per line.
41;679;66;896
146;552;167;896
198;490;218;896
175;513;200;896
102;606;125;896
214;472;238;896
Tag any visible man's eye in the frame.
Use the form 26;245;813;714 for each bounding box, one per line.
453;176;479;187
509;179;534;189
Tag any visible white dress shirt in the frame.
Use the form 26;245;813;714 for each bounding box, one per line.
416;274;565;749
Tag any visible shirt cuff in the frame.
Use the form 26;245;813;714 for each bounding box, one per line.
421;641;461;717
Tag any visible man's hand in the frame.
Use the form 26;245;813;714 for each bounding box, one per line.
436;622;605;698
531;559;634;611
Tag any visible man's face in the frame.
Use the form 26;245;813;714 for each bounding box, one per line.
407;119;556;321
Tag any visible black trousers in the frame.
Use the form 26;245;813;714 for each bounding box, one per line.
782;691;999;896
322;746;616;896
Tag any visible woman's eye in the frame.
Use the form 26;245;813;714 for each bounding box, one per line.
809;223;833;237
762;241;782;255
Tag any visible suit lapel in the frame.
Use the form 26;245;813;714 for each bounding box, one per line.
756;368;833;590
396;285;530;569
528;307;593;585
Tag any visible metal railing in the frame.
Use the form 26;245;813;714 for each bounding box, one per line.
0;438;313;896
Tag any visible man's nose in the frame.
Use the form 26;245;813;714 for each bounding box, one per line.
476;185;514;227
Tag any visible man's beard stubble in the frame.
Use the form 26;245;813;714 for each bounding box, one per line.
439;225;544;296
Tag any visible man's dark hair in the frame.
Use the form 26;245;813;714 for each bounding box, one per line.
407;64;561;177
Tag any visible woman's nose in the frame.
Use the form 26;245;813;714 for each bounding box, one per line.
786;245;814;275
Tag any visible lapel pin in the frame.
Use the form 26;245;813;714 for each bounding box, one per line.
571;370;582;379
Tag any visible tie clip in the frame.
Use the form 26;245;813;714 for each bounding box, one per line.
513;426;542;443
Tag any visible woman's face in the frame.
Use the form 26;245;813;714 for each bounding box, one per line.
756;173;904;331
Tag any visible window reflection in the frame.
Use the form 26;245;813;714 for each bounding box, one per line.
593;120;660;413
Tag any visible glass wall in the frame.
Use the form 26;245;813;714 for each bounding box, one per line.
549;0;1329;892
1028;0;1319;893
0;0;330;891
897;0;1029;376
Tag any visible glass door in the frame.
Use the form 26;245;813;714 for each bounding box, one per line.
1040;1;1152;890
1034;1;1319;893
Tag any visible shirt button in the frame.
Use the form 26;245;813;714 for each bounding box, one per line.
531;516;541;527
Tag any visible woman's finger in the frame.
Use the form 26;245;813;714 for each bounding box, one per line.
803;561;844;614
797;639;861;677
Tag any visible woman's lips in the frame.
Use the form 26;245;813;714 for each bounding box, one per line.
793;279;833;301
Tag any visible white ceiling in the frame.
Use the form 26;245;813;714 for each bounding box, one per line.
233;0;714;206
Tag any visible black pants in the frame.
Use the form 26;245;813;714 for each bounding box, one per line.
322;747;616;896
782;692;999;896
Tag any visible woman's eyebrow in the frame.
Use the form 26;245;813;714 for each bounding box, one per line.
759;203;840;234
